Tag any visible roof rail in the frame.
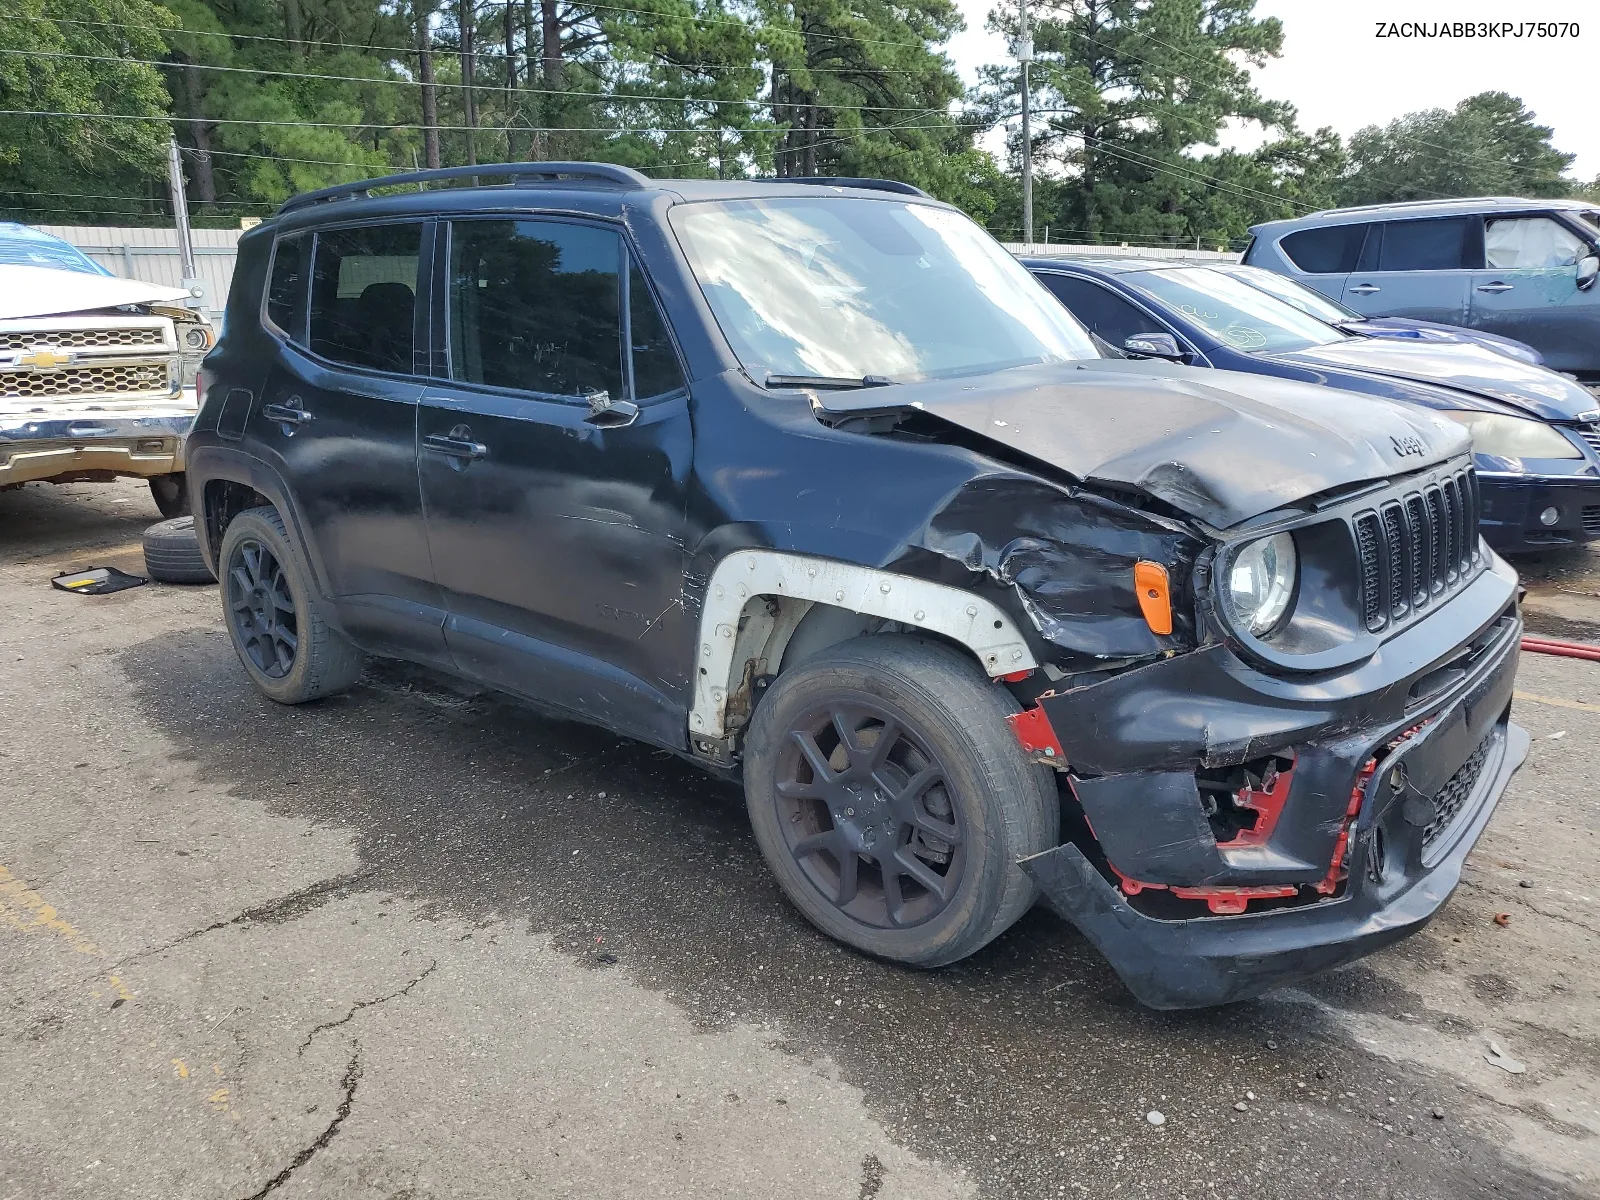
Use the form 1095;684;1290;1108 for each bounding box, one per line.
786;176;931;198
278;161;654;216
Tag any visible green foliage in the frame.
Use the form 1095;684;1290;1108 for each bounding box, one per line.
974;0;1327;245
0;0;1588;236
1340;91;1577;206
0;0;175;219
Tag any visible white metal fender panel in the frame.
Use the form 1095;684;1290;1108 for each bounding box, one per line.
690;550;1038;739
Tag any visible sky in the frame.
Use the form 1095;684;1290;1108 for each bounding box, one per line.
945;0;1597;181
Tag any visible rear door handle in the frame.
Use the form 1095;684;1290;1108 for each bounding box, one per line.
423;426;487;460
1347;284;1381;295
1476;282;1514;293
261;400;314;425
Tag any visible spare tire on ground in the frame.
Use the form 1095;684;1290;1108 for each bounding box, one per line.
143;516;217;584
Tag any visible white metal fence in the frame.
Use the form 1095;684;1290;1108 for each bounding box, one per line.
32;225;241;321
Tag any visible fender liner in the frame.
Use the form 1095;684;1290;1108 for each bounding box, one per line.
186;444;332;600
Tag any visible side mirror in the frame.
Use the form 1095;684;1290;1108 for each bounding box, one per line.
1123;332;1185;361
1578;254;1598;291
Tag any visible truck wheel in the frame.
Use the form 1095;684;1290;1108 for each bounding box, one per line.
142;516;216;584
218;506;362;704
149;473;190;518
743;635;1059;967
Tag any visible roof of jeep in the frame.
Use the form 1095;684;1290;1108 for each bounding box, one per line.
270;163;943;228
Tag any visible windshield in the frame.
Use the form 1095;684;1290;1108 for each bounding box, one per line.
669;197;1098;383
1126;266;1346;354
1219;265;1359;323
0;230;110;276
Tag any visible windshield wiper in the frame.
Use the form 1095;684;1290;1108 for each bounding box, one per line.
764;373;896;390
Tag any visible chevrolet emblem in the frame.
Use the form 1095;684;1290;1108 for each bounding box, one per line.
14;348;75;370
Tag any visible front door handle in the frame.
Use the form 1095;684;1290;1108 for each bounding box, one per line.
423;425;487;461
1476;282;1515;293
1347;284;1381;295
261;400;314;425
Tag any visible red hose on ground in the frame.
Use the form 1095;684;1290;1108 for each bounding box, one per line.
1521;636;1600;660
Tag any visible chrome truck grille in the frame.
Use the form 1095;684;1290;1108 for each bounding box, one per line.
0;316;178;406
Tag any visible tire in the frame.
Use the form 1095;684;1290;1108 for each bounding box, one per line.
743;634;1059;967
218;505;363;704
149;473;190;518
142;516;217;584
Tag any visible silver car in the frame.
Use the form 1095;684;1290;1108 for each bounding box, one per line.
1245;198;1600;382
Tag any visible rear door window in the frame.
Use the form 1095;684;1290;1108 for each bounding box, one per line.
447;218;624;400
1280;224;1366;273
1375;218;1475;272
1036;273;1155;348
307;223;423;374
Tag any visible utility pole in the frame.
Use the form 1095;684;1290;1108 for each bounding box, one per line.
166;137;206;313
1016;0;1033;245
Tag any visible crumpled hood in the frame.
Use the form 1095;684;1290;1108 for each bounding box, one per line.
0;264;189;320
816;359;1470;528
1268;336;1594;421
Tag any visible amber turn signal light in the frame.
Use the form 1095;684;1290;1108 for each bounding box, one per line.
1133;561;1172;636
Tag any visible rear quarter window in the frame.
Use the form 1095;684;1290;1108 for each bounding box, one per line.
265;234;310;341
1280;224;1366;274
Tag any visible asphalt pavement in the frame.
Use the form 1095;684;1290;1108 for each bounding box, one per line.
3;479;1598;1200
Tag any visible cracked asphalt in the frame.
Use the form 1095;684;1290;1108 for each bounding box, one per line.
3;479;1599;1200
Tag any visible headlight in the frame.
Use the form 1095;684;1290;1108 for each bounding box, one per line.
183;326;212;350
1228;532;1297;636
1441;410;1581;459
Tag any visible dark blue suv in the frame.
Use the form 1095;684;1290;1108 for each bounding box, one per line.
187;164;1526;1007
1025;256;1600;553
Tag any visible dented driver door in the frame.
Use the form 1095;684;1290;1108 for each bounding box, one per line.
417;215;696;748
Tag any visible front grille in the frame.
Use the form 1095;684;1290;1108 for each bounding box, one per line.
1584;506;1600;536
0;327;165;351
1354;466;1481;633
0;361;172;400
1577;422;1600;456
1422;733;1492;849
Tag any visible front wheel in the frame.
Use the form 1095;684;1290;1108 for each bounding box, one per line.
218;506;363;704
742;635;1059;967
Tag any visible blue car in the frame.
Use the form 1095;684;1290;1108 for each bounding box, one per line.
0;221;112;276
1209;261;1544;366
1023;256;1600;553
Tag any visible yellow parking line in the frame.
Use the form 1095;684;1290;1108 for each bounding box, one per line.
1514;690;1600;715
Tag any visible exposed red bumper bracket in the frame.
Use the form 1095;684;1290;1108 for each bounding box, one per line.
1007;705;1066;764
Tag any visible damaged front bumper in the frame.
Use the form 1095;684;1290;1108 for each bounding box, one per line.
0;404;195;487
1017;554;1529;1009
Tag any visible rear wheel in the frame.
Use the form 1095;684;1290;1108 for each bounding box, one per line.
743;635;1058;967
219;506;362;704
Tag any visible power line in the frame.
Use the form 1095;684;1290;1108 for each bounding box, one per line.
16;6;938;69
19;12;933;76
3;47;960;115
0;108;982;135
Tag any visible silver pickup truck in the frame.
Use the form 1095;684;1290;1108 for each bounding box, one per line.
0;254;214;517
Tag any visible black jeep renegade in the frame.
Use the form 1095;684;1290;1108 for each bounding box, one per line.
188;162;1528;1007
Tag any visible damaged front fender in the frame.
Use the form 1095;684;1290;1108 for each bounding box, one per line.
902;473;1208;668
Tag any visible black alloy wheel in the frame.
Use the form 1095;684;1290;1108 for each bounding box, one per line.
775;701;967;929
226;537;298;678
